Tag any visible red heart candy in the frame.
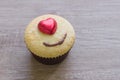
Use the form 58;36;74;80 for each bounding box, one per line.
38;18;57;35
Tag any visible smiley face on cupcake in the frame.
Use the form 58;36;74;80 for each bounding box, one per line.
24;14;75;64
38;18;67;47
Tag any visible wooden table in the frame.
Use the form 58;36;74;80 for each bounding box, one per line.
1;0;120;80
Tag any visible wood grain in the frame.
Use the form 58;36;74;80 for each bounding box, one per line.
1;0;120;80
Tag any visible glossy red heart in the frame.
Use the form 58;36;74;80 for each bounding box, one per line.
38;18;57;35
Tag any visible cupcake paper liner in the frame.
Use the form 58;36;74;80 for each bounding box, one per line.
31;51;69;65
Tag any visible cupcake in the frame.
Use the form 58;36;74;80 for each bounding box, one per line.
24;14;75;65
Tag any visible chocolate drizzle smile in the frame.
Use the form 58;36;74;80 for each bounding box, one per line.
43;33;67;47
